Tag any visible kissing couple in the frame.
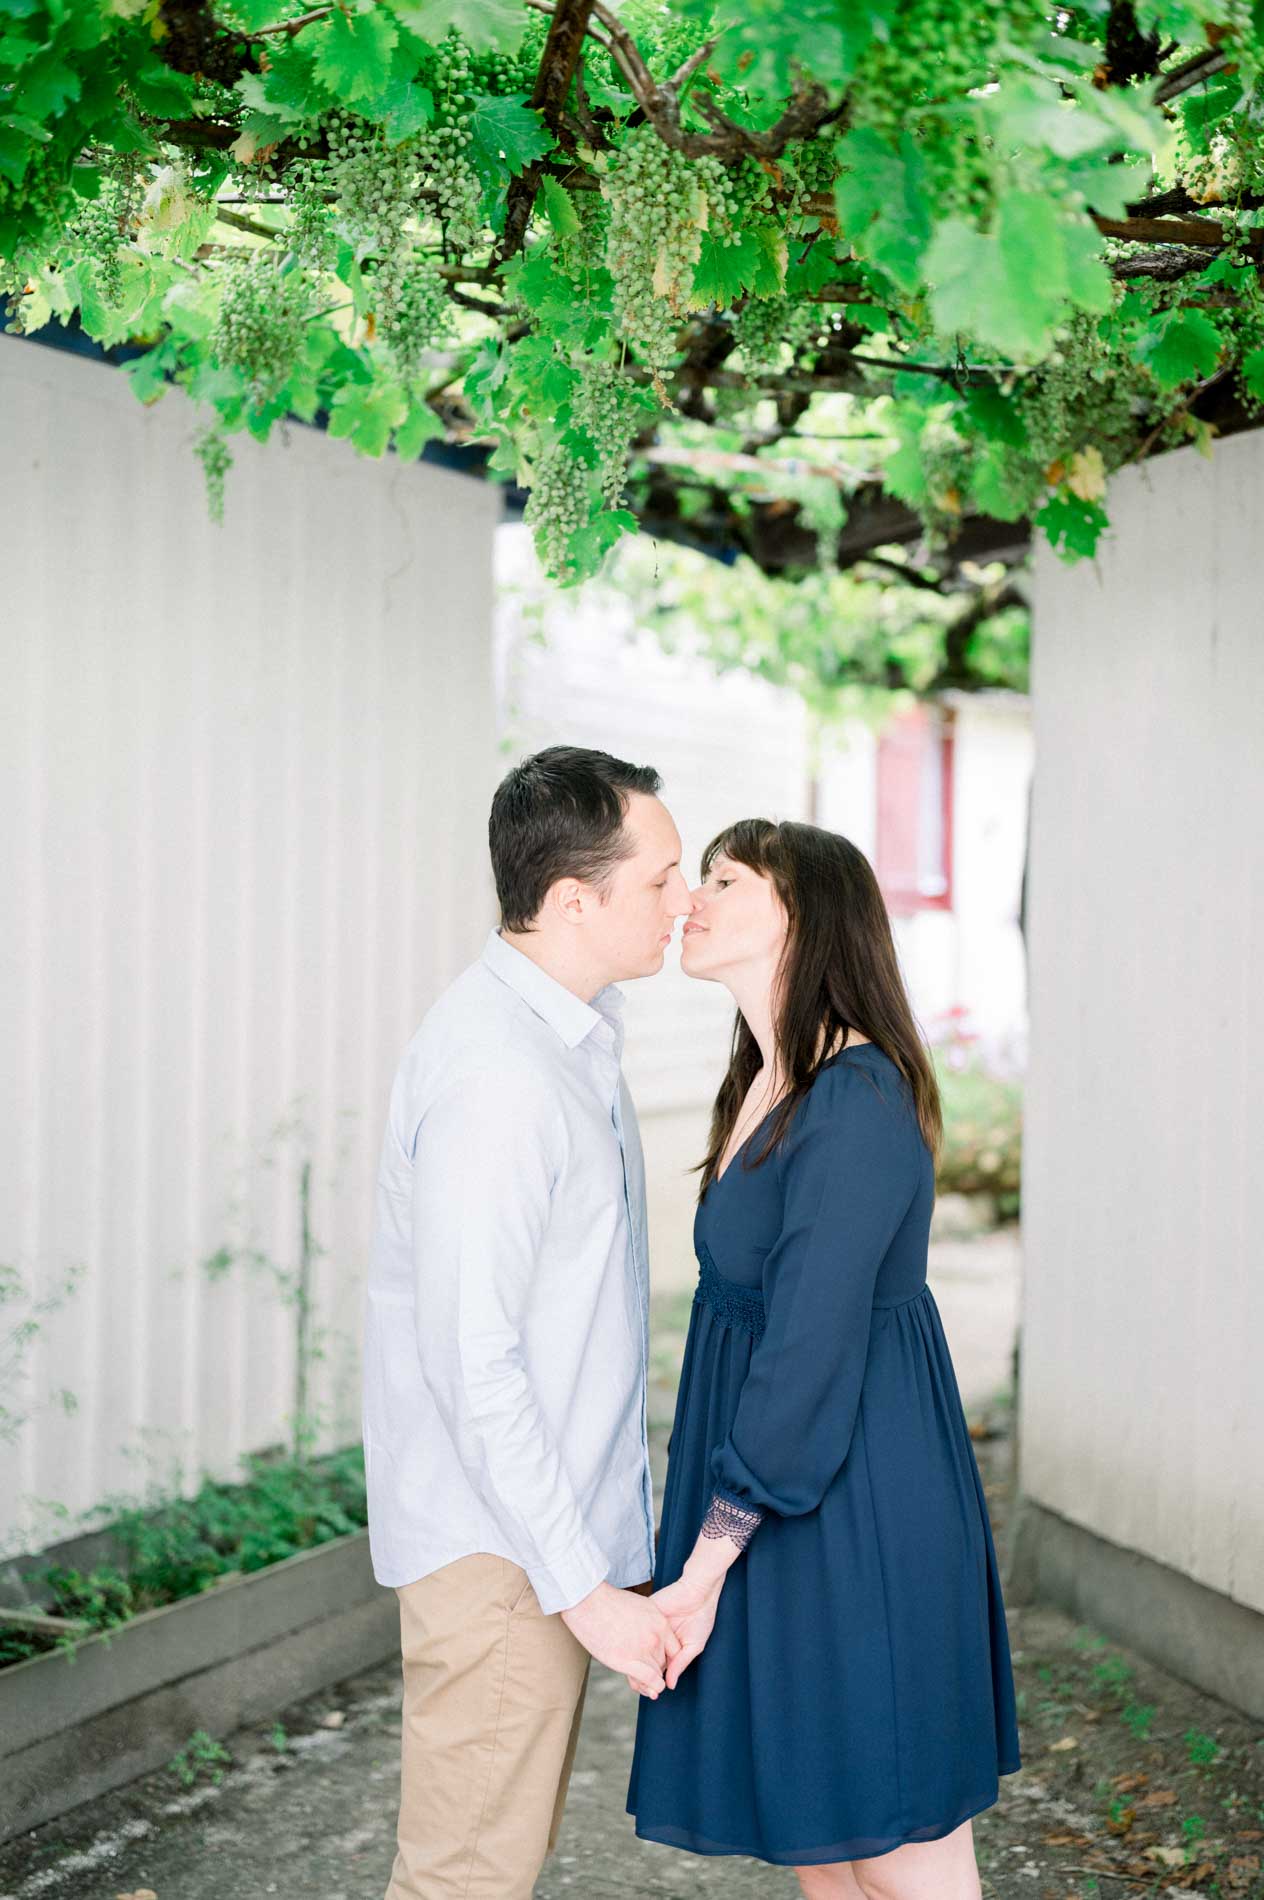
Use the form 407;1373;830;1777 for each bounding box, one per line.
362;745;1021;1900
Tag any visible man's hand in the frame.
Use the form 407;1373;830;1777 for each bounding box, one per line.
560;1581;682;1697
644;1569;723;1690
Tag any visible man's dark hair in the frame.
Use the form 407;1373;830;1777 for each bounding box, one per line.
489;745;663;931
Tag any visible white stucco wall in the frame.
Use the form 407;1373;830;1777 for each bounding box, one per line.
1022;429;1264;1613
0;338;500;1552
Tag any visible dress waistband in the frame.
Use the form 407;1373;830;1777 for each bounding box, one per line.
695;1242;766;1340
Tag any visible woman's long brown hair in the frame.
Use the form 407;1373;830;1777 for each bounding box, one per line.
695;818;943;1197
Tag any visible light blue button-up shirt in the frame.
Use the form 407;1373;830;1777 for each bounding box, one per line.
362;927;655;1614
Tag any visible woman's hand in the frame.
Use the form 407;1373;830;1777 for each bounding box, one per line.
649;1570;723;1689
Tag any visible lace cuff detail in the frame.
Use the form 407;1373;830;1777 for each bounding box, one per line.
700;1491;765;1550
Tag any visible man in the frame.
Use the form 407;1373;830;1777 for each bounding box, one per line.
363;744;695;1899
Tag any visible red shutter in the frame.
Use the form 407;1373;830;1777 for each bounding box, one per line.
875;706;954;915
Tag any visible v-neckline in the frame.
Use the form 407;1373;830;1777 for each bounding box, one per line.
707;1041;877;1192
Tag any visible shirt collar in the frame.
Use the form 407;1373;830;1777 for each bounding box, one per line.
482;927;624;1051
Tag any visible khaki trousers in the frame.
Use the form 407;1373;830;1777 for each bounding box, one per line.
385;1553;594;1900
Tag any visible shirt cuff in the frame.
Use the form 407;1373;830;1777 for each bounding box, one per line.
527;1527;611;1615
700;1487;766;1551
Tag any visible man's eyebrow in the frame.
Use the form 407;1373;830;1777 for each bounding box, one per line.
656;856;681;874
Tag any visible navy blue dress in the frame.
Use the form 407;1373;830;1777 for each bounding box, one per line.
626;1044;1021;1866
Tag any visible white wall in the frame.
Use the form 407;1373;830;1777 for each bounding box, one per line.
0;338;501;1552
1023;430;1264;1614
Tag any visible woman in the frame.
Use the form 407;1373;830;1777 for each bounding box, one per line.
625;819;1021;1900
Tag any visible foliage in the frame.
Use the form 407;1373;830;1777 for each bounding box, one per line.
168;1728;233;1788
609;530;1029;711
934;1046;1023;1217
0;1443;367;1670
2;0;1264;608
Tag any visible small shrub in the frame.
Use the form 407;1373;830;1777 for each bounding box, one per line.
934;1045;1023;1218
169;1729;232;1789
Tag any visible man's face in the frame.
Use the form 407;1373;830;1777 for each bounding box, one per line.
587;793;693;981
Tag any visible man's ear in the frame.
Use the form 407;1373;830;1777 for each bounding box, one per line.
549;876;587;926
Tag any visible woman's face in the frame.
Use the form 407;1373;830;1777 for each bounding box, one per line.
679;851;789;983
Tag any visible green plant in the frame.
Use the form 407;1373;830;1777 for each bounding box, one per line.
1186;1728;1223;1768
169;1729;232;1789
933;1047;1023;1217
0;1445;367;1672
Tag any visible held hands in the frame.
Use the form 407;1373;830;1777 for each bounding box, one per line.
639;1568;723;1691
560;1581;682;1698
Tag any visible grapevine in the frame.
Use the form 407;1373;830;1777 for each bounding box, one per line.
1;0;1260;597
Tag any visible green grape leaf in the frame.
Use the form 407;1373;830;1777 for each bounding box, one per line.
538;175;579;237
1241;346;1264;401
383;0;529;55
466;92;551;183
925;197;1107;359
1134;308;1224;390
785;239;848;298
310;7;399;104
834;129;933;295
510;332;578;409
689;229;768;309
1039;491;1109;561
358;75;434;139
393;397;446;461
327;378;410;455
968;442;1033;521
566;506;638;583
463;336;509;426
965;386;1029;449
235;44;330;121
123;339;177;404
697;0;898;95
13;52;81;120
882;407;931;508
127;61;197;119
747;223;788;297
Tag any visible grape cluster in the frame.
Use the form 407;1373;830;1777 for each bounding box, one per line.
323;111;417;259
194;423;233;524
415;31;483;253
1016;312;1140;482
466;43;536;93
68;189;125;305
733;293;796;366
556;190;609;280
0;142;73;253
570;358;644;505
853;0;1042;127
523;441;593;577
287;152;338;273
379;255;454;374
694;155;774;245
213;249;311;407
603;126;705;376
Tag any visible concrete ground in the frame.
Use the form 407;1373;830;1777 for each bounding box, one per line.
5;1228;1262;1900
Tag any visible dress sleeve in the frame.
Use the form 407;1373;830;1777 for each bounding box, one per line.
702;1061;923;1545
